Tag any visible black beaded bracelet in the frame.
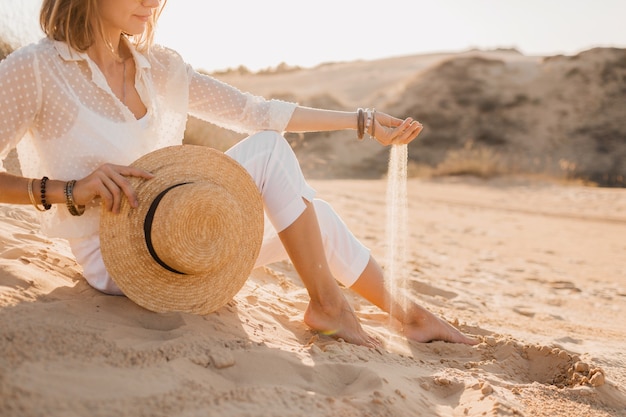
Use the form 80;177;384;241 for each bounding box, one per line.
40;176;52;211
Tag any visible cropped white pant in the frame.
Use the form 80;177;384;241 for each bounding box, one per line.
70;131;371;295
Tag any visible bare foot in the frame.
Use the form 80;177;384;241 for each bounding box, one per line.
402;308;478;345
304;297;380;348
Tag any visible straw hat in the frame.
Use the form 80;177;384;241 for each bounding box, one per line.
99;145;263;315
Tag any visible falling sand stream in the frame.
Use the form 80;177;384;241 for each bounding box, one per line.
384;144;409;335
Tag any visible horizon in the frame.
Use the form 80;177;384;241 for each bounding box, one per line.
1;0;626;72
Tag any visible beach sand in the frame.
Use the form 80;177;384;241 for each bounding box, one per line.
1;176;625;416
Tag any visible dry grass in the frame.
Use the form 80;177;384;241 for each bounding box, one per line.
432;145;508;178
407;141;591;186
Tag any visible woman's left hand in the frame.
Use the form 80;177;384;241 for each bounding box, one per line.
370;112;423;146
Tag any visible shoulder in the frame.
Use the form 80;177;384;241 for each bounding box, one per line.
143;44;192;88
147;44;187;68
2;39;49;62
0;39;55;74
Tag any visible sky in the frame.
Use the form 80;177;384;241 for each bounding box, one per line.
1;0;626;72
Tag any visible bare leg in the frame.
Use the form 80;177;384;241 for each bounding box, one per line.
278;199;379;347
350;257;478;345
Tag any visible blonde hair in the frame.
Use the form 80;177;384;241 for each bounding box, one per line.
39;0;166;53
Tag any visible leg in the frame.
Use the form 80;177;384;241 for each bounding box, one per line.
350;257;478;345
226;132;377;346
293;197;476;344
227;132;474;346
278;199;379;347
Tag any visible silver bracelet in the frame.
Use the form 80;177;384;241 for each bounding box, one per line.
64;180;85;216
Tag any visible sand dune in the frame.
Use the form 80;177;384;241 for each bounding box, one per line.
192;48;626;185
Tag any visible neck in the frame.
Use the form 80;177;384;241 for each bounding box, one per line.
88;33;128;68
86;34;132;106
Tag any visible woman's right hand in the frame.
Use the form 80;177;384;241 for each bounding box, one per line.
72;164;154;214
371;112;423;146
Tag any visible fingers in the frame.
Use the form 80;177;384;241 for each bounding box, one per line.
104;165;154;213
113;166;154;209
371;113;424;146
379;118;421;146
100;170;132;213
115;165;155;181
394;118;423;145
75;164;154;213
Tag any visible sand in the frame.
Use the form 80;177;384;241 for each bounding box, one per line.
1;176;625;416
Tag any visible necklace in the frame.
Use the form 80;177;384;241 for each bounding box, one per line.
122;59;127;104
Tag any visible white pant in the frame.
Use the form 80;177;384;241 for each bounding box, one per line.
69;132;370;295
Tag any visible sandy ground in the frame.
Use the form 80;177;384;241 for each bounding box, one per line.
1;175;625;416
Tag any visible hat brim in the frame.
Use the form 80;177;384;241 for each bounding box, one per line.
100;145;263;315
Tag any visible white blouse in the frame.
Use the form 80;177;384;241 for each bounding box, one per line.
0;38;297;239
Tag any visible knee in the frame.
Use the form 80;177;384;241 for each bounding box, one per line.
312;199;337;235
227;130;289;161
248;131;299;167
248;130;286;150
312;198;333;217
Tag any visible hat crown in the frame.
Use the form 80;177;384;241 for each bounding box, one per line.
149;183;243;275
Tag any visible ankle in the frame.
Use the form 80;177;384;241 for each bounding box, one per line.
308;292;348;315
397;304;431;325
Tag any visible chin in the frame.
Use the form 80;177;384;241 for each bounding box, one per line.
124;22;148;35
124;28;146;37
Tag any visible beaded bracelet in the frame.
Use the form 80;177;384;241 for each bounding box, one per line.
40;176;52;211
64;180;86;216
27;178;46;212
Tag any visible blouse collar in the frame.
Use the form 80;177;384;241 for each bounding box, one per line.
51;37;151;70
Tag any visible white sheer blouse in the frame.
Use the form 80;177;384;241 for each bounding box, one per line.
0;38;297;239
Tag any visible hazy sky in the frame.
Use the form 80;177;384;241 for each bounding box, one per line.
2;0;625;71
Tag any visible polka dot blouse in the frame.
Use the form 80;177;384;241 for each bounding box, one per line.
0;38;297;239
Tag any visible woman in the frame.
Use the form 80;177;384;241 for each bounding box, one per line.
0;0;476;346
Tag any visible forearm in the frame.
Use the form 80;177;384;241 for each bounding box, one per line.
0;172;66;206
284;106;357;133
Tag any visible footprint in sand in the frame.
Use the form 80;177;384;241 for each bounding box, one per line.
416;373;466;399
408;280;458;300
102;307;187;349
549;280;581;292
512;306;536;318
134;312;186;332
511;306;564;321
470;336;606;388
98;296;186;332
217;349;383;397
415;373;521;416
